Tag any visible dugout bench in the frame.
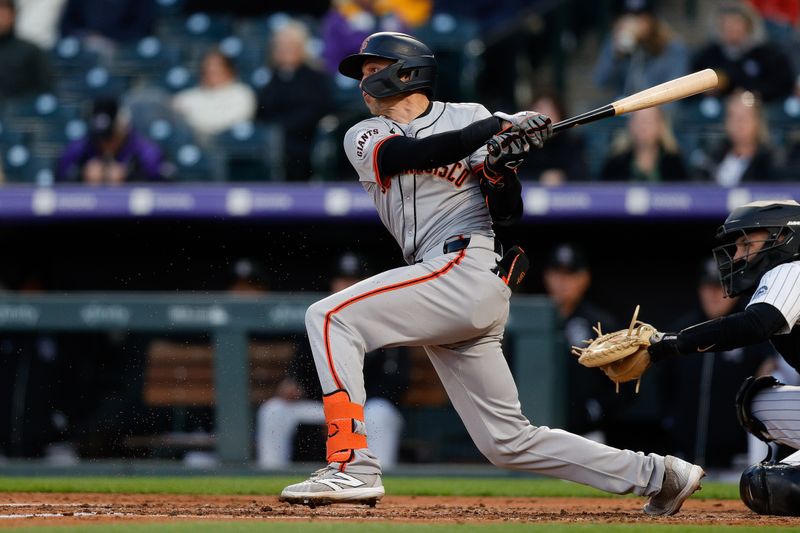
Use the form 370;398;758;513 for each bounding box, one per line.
0;293;562;464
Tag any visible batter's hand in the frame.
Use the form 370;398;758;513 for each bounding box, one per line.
485;132;530;175
493;111;553;149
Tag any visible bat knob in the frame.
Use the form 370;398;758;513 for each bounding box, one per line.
487;138;500;157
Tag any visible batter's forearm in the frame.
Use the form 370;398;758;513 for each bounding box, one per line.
676;303;786;353
378;117;502;176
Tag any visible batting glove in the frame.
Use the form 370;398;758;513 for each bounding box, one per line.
485;132;530;178
493;111;553;149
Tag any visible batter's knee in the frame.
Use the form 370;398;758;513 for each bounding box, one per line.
740;462;800;516
476;429;532;469
304;299;329;336
736;376;783;442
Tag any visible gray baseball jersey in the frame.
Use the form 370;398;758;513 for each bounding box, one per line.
302;100;669;498
343;101;495;264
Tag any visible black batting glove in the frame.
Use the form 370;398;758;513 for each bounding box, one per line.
647;332;682;363
493;111;553;149
485;132;530;177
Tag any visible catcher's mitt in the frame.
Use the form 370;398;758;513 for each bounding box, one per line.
570;305;657;393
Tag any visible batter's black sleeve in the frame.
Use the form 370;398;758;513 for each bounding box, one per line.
377;117;502;177
676;303;787;353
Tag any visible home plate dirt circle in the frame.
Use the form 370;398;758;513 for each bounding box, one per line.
0;493;798;528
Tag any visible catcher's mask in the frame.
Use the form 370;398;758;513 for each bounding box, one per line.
713;200;800;297
338;32;437;99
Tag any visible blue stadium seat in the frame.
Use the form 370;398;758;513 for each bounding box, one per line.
168;141;220;181
2;143;53;184
57;66;129;100
114;36;183;77
159;65;197;94
50;36;101;74
212;122;283;181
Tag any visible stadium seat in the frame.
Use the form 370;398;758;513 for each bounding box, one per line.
169;141;220;181
2;143;53;184
212;122;284;181
50;36;101;73
57;66;129;101
114;36;183;78
159;65;197;94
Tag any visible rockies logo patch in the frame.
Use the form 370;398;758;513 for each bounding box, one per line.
753;285;768;298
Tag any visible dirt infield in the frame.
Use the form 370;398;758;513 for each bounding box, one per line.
0;492;798;528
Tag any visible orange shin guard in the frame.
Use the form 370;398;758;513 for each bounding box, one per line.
323;390;367;463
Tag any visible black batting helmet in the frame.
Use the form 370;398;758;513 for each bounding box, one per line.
338;32;437;99
713;200;800;297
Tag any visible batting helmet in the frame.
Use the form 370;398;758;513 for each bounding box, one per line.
712;200;800;297
740;461;800;516
338;32;437;99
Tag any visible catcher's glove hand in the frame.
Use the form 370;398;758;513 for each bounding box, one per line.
571;305;657;393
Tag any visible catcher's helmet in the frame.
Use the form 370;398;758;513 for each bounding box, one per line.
338;32;437;99
740;461;800;516
713;200;800;297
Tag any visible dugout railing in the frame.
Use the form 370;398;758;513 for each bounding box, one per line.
0;293;562;464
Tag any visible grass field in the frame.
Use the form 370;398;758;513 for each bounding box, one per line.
0;476;740;499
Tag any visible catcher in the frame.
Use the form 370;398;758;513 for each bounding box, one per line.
577;200;800;516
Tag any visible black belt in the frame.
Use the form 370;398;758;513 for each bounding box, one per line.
443;236;503;255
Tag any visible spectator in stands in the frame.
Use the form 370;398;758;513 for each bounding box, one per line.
56;98;165;184
0;0;53;102
256;20;332;181
593;0;688;97
321;0;408;75
520;92;589;184
748;0;799;47
542;243;621;442
661;258;772;468
172;47;256;138
599;106;688;182
691;2;794;102
15;0;67;50
692;90;775;186
257;252;409;470
59;0;156;57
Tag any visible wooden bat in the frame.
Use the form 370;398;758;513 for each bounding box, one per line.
487;69;718;155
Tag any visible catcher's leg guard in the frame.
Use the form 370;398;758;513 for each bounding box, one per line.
740;462;800;516
323;390;367;464
736;376;782;443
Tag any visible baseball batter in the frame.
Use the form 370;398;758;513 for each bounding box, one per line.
647;200;800;515
280;32;704;516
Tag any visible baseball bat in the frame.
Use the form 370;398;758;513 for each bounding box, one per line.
487;68;718;155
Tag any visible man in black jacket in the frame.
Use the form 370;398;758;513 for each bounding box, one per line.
0;0;52;102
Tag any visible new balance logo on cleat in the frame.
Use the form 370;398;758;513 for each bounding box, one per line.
280;466;385;507
314;472;366;491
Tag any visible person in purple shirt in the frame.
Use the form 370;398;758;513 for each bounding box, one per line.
56;98;165;184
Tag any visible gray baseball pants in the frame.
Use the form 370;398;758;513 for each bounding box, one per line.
304;234;665;496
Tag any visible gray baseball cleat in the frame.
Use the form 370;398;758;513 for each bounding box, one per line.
279;466;385;507
644;455;705;516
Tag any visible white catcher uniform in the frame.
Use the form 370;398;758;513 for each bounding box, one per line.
746;261;800;460
300;100;668;496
